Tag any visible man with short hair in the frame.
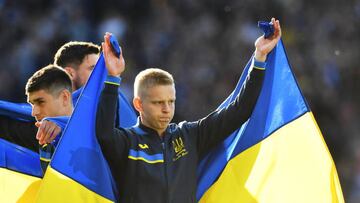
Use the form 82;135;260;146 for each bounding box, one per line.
0;64;73;170
54;41;100;91
96;18;281;202
26;65;73;122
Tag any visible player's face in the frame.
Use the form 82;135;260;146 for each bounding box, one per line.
72;53;98;90
137;84;176;135
28;90;67;121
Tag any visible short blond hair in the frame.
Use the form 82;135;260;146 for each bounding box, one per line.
134;68;174;97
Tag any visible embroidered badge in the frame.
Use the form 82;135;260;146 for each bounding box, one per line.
172;137;188;161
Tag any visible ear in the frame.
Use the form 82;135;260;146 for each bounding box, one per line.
133;97;143;113
64;67;76;79
60;89;72;107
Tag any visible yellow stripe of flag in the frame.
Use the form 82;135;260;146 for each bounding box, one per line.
200;112;344;203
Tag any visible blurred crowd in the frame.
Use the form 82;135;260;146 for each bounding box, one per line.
0;0;359;201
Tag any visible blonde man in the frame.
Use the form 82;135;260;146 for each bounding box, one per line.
97;18;282;203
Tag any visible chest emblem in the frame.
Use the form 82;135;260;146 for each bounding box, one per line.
138;144;149;149
172;137;188;161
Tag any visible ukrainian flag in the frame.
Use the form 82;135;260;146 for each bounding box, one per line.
197;39;344;202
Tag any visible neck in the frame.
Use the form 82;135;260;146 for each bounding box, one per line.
157;130;165;137
72;84;77;92
139;119;166;137
64;107;73;117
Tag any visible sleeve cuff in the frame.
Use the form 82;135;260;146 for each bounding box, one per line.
253;58;266;70
105;75;122;86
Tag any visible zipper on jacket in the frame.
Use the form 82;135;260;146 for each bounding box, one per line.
162;141;169;203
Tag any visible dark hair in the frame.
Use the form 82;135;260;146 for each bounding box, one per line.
54;41;100;69
25;64;72;95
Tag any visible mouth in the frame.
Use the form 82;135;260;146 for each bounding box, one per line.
159;117;170;122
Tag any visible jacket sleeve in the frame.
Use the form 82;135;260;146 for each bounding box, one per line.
189;60;266;158
96;78;130;170
0;115;38;152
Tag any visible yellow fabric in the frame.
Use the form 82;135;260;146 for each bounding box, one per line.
200;112;344;203
35;167;113;203
0;168;41;203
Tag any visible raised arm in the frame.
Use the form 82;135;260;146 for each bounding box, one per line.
96;33;130;173
96;32;126;142
195;18;282;156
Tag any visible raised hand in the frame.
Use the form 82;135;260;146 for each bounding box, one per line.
254;18;282;62
102;32;126;77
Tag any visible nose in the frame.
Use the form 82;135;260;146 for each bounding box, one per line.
31;105;40;119
162;103;171;113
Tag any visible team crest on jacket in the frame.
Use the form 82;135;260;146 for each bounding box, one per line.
138;143;149;149
172;137;188;161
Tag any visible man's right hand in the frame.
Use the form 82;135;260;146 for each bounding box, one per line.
35;120;61;145
102;32;126;77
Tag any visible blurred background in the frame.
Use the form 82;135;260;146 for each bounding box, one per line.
0;0;359;201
